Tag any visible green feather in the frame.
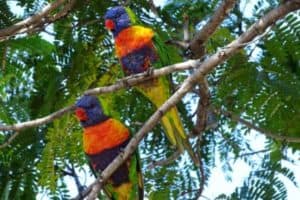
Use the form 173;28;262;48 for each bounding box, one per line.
125;7;138;25
152;31;182;67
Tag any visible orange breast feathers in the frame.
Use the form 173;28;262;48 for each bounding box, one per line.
115;25;155;58
83;118;130;155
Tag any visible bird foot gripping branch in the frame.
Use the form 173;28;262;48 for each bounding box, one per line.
144;67;154;77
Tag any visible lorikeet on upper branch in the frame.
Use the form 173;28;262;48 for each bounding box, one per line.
75;95;143;200
104;6;198;164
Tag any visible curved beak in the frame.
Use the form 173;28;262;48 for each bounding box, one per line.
105;19;115;31
75;107;88;121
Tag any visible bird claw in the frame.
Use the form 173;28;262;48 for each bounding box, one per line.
119;147;125;155
145;67;154;77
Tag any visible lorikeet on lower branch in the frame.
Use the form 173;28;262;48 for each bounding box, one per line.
75;95;143;200
104;6;198;165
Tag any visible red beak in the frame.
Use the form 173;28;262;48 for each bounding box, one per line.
75;108;88;121
105;19;115;30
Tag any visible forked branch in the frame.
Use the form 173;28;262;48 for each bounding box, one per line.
78;2;300;199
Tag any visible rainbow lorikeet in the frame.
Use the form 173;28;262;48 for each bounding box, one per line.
104;6;197;163
75;95;143;200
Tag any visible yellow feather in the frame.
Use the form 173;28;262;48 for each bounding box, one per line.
113;182;133;200
115;26;154;58
137;77;186;148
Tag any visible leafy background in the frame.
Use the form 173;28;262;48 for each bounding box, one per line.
0;0;300;199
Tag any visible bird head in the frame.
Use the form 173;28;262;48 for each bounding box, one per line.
75;95;108;127
104;6;131;37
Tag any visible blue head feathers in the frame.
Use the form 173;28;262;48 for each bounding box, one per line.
75;95;109;127
104;6;131;37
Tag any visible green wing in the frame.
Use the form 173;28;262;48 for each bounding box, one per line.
96;64;125;120
152;31;182;68
125;7;139;25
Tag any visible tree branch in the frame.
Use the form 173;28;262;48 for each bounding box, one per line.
0;0;76;42
0;60;200;149
189;0;237;58
49;0;76;22
219;109;300;143
165;39;189;49
194;143;206;199
165;14;190;50
68;164;85;194
56;164;86;195
0;131;20;149
193;78;211;135
74;2;300;198
183;13;190;42
84;60;200;95
148;0;159;17
0;105;75;132
147;150;181;169
1;43;7;71
236;149;269;159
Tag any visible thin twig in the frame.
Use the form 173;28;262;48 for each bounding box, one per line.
0;105;75;132
148;0;159;17
235;149;269;159
57;164;86;196
193;155;205;199
198;155;205;199
183;13;190;42
1;43;7;71
70;164;85;194
164;13;190;51
180;187;211;200
49;0;76;22
225;25;273;49
193;134;206;200
0;131;20;148
73;18;103;29
165;39;189;49
219;109;300;143
147;150;181;169
165;13;190;51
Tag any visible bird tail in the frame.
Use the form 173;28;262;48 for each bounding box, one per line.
161;107;185;147
136;153;144;200
162;107;200;166
109;153;144;200
137;78;199;166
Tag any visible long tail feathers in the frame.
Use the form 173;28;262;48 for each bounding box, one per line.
163;108;200;166
161;107;185;148
136;154;144;200
107;154;143;200
137;78;199;166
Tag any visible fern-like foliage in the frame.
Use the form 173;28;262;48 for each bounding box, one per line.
216;157;297;200
1;0;300;199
